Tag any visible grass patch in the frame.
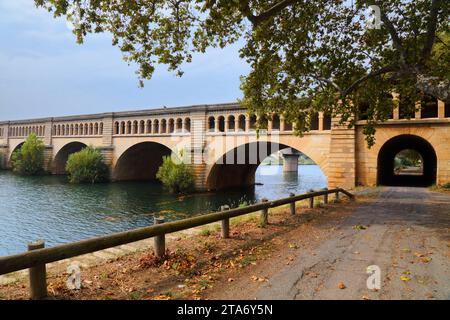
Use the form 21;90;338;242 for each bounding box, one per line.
230;212;259;226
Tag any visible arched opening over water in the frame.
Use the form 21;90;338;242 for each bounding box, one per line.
113;142;172;181
53;142;87;174
8;142;25;166
206;142;327;193
377;135;437;187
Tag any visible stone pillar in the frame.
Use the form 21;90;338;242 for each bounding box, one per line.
267;119;273;134
280;117;285;132
415;101;421;119
282;151;299;173
102;113;114;146
214;116;220;133
392;93;400;120
43;119;53;146
225;118;230;132
438;100;445;119
189;109;208;191
43;146;53;173
327;116;356;190
99;146;114;166
0;145;8;169
245;116;250;131
318;112;324;131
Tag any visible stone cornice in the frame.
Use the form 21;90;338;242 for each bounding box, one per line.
0;102;243;125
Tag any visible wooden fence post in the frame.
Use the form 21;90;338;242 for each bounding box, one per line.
28;240;47;300
154;217;166;258
323;188;328;204
260;198;269;227
289;193;296;215
220;205;230;239
309;189;314;209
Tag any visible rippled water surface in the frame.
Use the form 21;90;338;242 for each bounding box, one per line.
0;165;326;256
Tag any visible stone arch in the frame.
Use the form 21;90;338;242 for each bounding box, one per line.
161;119;167;133
272;114;280;131
227;115;235;131
154;119;160;133
8;142;25;163
53;141;88;174
184;118;191;132
217;116;225;132
176;118;183;132
238;115;246;131
377;134;437;186
113;141;173;181
205;140;327;190
208;116;215;132
168;119;175;133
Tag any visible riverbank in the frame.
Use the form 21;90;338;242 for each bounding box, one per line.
0;192;359;300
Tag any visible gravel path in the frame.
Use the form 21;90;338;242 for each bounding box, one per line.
256;187;450;300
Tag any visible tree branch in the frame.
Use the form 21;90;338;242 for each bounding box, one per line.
240;0;301;27
311;75;343;94
420;0;440;65
342;64;399;96
375;2;407;66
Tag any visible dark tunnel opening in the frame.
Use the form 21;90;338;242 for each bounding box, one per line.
377;135;437;187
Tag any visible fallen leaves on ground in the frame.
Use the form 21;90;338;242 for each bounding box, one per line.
400;275;411;282
353;225;368;230
251;276;268;282
338;282;346;289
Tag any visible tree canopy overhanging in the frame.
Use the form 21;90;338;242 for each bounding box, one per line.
35;0;449;146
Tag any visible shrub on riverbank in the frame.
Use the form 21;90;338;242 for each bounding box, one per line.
66;146;109;184
156;156;194;193
11;133;45;175
0;152;4;169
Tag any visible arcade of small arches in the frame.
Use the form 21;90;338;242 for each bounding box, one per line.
113;118;191;135
110;113;333;136
7;125;47;138
52;122;104;137
206;113;332;133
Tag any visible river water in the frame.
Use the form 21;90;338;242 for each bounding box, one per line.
0;165;326;256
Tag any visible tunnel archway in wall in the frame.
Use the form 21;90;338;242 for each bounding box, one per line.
377;135;437;187
114;142;172;181
53;142;87;174
206;142;325;190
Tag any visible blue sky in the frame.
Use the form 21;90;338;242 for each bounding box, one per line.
0;0;249;121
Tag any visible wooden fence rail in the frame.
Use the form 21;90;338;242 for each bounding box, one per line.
0;187;354;299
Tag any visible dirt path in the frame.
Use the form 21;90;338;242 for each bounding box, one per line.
255;187;450;300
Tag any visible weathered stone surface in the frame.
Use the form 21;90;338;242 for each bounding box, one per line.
0;102;449;189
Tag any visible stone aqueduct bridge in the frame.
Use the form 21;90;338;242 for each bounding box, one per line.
0;102;449;190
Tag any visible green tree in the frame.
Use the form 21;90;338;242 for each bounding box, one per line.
11;133;45;175
66;146;109;183
35;0;449;146
156;156;195;193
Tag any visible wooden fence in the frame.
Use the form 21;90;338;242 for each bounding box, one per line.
0;187;354;299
